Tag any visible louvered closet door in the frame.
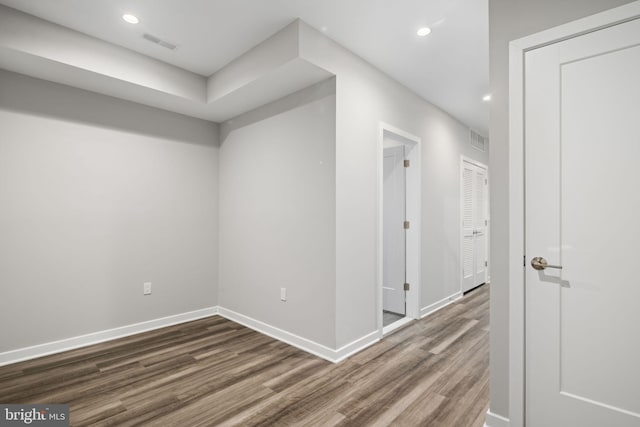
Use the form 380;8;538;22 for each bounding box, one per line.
461;160;488;293
462;164;475;292
473;167;487;286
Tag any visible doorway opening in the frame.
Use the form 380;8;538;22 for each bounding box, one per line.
383;143;406;325
377;123;421;335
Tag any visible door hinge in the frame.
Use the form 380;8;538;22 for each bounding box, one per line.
485;220;488;226
485;260;488;267
485;178;488;185
403;221;410;229
404;283;410;291
404;159;410;168
523;255;526;267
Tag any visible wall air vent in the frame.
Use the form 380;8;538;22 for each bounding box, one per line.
470;129;487;152
142;33;177;50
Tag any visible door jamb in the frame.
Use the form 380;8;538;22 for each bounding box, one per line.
507;3;640;426
377;122;421;337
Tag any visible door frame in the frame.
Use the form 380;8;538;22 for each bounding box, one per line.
507;3;640;426
460;156;489;294
377;122;421;336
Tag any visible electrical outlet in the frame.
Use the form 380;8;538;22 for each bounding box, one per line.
280;287;286;301
144;282;152;295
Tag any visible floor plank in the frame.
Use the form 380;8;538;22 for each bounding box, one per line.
0;284;490;426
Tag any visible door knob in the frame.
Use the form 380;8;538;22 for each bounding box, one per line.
531;257;563;271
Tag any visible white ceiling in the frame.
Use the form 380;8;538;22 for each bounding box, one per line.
0;0;489;134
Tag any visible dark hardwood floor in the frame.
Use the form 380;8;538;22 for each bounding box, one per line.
0;284;489;426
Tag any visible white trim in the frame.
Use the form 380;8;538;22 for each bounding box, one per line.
0;306;219;367
508;35;526;427
509;1;640;53
382;316;414;335
217;306;379;364
484;410;511;427
461;155;488;170
507;3;640;426
420;291;463;318
378;122;422;144
333;330;380;363
376;122;422;336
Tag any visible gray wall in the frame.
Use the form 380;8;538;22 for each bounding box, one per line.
299;22;490;347
214;21;490;351
0;70;219;352
1;13;494;360
488;0;634;418
218;79;337;348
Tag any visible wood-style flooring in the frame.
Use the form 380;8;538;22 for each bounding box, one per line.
0;284;489;426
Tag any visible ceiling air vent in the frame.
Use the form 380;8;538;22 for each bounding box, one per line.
470;129;487;152
142;33;177;50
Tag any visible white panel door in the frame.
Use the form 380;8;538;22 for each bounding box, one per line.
462;160;488;293
525;17;640;427
383;145;406;315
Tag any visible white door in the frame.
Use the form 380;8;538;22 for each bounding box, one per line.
462;160;488;293
525;17;640;426
383;145;406;315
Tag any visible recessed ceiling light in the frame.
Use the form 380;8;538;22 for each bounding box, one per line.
122;14;139;24
482;94;492;102
417;27;431;37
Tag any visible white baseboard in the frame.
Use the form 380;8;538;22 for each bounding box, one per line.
420;291;463;318
0;306;219;367
0;305;383;367
217;306;379;364
333;329;379;363
484;410;510;427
